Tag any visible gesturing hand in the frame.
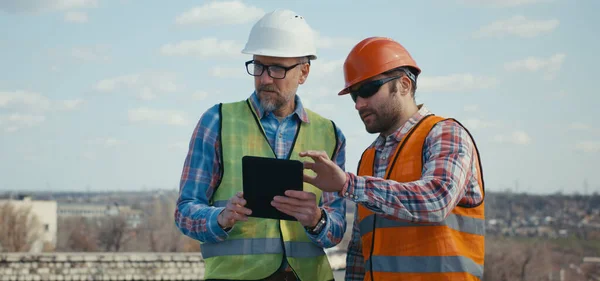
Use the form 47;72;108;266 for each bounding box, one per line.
217;191;252;229
300;150;347;193
271;190;321;228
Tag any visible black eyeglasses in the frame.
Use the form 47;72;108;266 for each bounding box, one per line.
245;60;307;79
350;76;401;103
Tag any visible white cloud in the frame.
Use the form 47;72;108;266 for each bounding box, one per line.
0;90;52;111
168;141;189;151
59;99;85;111
314;32;356;50
0;113;45;133
418;74;498;93
568;123;599;134
128;107;191;126
95;74;139;92
570;122;592;131
94;72;181;100
464;105;479;112
546;91;568;101
463;118;495;130
160;38;243;59
210;66;245;78
575;141;600;153
0;90;83;132
301;59;345;98
0;0;98;13
71;46;110;62
64;11;88;23
88;137;124;148
474;15;559;38
460;0;551;7
504;53;565;80
310;59;344;78
191;91;208;101
493;130;532;145
82;151;96;160
175;1;264;26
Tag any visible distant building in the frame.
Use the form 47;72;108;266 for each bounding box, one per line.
58;203;142;228
0;197;57;253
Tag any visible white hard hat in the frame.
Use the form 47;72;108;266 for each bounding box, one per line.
242;9;317;60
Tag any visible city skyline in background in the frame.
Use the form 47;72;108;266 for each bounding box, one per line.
1;0;599;194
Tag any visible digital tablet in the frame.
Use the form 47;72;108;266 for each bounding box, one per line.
242;155;303;221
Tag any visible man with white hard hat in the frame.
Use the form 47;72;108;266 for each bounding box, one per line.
175;9;347;281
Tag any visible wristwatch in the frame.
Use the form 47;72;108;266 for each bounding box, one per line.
306;209;327;235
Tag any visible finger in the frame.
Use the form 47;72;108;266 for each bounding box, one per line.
272;202;303;217
230;196;247;206
303;161;315;170
227;202;252;215
273;206;297;218
299;150;328;160
231;212;248;222
221;210;236;222
284;190;316;201
303;173;317;185
272;196;305;207
236;191;244;198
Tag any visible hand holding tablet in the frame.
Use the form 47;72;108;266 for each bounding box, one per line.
242;156;304;221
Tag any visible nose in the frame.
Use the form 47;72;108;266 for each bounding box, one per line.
259;70;273;85
355;96;367;111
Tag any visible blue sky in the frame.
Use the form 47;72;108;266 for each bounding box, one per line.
0;0;598;194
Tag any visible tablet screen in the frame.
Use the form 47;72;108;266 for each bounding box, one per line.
242;155;303;221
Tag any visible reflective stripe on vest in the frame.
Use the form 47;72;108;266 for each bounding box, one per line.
365;255;484;278
201;239;325;259
359;213;485;236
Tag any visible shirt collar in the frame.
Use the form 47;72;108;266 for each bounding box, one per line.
248;91;310;123
373;104;432;149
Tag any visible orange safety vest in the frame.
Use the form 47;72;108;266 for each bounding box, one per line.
356;115;485;281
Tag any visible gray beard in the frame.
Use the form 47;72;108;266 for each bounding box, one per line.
260;99;278;113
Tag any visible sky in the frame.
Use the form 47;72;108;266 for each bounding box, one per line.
0;0;598;194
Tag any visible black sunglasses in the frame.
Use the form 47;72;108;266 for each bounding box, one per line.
350;76;401;103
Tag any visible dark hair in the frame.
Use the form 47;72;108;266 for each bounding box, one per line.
383;67;418;98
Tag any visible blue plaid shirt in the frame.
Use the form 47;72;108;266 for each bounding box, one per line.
175;91;347;249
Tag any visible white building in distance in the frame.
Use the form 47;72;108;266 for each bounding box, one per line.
0;197;57;253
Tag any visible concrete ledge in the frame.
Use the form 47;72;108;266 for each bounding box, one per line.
0;252;346;280
0;253;205;280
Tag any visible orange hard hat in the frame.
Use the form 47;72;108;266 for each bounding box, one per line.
338;37;421;95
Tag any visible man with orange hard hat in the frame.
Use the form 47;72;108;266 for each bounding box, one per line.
299;36;485;280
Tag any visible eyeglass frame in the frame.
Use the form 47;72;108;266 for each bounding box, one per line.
245;60;310;79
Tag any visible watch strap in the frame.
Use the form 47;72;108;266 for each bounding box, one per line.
306;209;327;235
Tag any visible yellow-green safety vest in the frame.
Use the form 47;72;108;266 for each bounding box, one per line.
201;99;339;281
